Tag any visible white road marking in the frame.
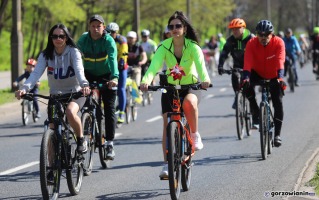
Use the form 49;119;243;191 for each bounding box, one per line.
0;161;39;175
219;88;227;92
146;115;162;122
204;94;215;99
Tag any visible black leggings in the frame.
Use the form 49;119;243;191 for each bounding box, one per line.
244;71;284;136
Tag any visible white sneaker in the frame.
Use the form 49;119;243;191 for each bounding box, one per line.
192;132;204;151
159;163;168;178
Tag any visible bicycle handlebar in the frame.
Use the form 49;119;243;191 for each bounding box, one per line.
222;68;243;75
21;91;84;101
145;83;213;92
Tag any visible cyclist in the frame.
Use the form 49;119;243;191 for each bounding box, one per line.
140;11;211;178
217;32;226;52
13;58;41;118
218;18;254;109
15;23;90;153
127;31;147;87
77;15;119;160
106;22;128;124
283;28;302;86
242;20;286;147
309;26;319;78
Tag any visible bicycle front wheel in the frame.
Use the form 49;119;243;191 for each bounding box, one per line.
181;123;192;191
22;100;29;126
236;92;245;140
66;133;83;196
167;121;181;200
40;129;60;200
260;102;269;160
288;66;295;92
81;112;94;176
98;116;111;168
244;96;252;136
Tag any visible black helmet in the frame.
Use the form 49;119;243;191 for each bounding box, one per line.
256;20;274;33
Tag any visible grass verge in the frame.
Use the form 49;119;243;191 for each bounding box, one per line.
307;163;319;195
0;80;49;106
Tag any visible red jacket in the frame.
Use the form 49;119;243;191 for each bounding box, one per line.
244;35;285;79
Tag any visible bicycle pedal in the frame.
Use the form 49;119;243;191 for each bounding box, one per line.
160;177;169;180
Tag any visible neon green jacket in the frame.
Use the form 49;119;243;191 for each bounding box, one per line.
141;37;210;85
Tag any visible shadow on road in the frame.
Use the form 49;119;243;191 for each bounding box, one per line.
97;189;168;200
195;153;261;166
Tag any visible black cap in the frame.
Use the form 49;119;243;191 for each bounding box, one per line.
89;15;104;24
285;28;292;34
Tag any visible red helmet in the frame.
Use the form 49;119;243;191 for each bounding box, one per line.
228;18;246;29
26;58;37;66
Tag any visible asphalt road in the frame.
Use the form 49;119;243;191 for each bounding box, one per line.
0;63;319;200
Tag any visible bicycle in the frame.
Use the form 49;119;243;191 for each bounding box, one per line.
125;77;138;123
21;98;38;125
223;68;252;140
81;82;112;170
258;80;275;160
22;92;84;200
147;79;212;200
284;55;296;92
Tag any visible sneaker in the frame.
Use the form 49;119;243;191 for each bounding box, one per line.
191;132;204;151
36;112;41;118
295;83;300;87
274;136;282;147
77;140;88;154
117;111;125;123
159;163;168;179
105;144;115;160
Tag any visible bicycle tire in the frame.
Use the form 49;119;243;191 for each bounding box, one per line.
131;105;137;121
81;112;94;176
288;66;295;92
98;115;111;168
244;97;252;136
40;129;60;200
22;100;29;126
167;121;181;200
30;101;38;123
268;119;274;155
260;102;269;160
125;104;131;124
66;132;83;195
236;92;245;140
181;123;192;191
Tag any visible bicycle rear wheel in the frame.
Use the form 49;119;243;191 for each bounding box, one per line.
236;92;245;140
260;102;269;160
40;129;60;200
244;97;252;136
66;133;83;195
131;105;137;121
181;123;192;191
288;66;295;92
22;100;29;126
81;112;94;176
167;121;181;200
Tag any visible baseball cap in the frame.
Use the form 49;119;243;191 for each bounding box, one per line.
90;14;105;24
127;31;137;38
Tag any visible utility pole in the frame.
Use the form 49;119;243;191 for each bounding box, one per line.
266;0;271;21
11;0;23;91
187;0;191;20
133;0;140;38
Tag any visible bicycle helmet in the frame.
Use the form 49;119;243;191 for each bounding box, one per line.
256;20;274;33
127;31;137;38
314;27;319;34
26;58;37;66
228;18;246;29
141;29;150;37
106;22;119;33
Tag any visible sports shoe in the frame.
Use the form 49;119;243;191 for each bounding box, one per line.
117;111;125;123
36;112;41;118
191;132;204;151
159;163;168;179
274;136;282;147
77;140;88;154
105;144;115;160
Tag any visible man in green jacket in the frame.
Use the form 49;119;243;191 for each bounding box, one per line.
77;14;119;160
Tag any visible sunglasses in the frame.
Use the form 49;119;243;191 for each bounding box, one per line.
51;34;66;40
257;32;271;38
168;24;183;31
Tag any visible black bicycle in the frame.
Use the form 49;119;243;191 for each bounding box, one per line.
258;80;275;160
146;78;212;200
223;68;252;140
284;54;296;92
22;92;84;200
81;82;112;170
21;97;38;125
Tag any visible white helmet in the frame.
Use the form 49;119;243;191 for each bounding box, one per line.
127;31;137;38
141;29;150;37
106;22;119;32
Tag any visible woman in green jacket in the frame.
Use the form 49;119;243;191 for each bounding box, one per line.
140;11;211;178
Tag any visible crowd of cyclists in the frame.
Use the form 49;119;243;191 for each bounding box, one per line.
12;10;319;198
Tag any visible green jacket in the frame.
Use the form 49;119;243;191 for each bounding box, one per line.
77;32;119;80
141;37;210;85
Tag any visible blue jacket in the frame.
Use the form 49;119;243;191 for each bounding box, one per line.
283;35;301;58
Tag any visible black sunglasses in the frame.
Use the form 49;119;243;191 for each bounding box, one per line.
168;24;183;31
51;34;66;40
257;32;271;37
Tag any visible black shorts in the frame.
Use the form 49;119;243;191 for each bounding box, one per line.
161;88;201;114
